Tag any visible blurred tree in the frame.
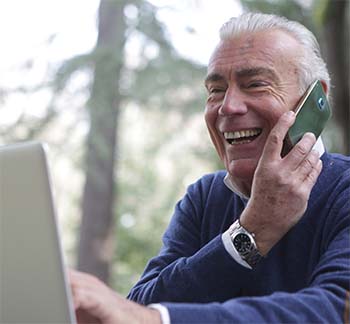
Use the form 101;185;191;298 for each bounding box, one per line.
240;0;315;27
321;0;349;154
58;0;207;284
77;0;126;283
0;0;207;286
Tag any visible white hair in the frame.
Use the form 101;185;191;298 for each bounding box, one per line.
219;12;330;95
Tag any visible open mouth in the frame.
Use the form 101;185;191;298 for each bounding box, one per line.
224;128;262;145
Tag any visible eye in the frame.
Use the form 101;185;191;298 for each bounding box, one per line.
248;81;267;88
208;87;225;94
249;83;261;88
206;86;226;103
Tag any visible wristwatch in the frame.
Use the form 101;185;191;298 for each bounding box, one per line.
228;219;263;268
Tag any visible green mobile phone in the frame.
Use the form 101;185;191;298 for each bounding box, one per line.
282;80;332;157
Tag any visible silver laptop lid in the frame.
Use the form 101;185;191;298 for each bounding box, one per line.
0;142;76;324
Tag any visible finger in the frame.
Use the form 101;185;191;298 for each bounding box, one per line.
283;132;317;169
73;285;105;315
303;159;322;186
69;269;105;290
70;284;87;311
69;275;89;311
70;287;81;311
261;111;295;162
69;269;95;282
76;308;100;324
72;285;117;324
295;149;320;181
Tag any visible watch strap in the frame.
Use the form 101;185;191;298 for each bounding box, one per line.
229;220;263;267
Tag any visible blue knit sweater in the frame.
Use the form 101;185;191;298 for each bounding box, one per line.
128;152;350;323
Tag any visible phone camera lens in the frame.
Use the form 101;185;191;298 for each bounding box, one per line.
318;98;325;110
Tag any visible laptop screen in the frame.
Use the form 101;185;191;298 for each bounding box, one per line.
0;142;76;324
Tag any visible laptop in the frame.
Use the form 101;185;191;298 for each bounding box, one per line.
0;142;76;323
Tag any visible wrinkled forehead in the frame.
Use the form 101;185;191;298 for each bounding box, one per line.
208;29;302;72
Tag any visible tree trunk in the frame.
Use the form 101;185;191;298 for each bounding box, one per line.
77;0;126;283
323;0;349;154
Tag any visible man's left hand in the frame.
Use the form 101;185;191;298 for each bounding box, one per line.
240;111;323;255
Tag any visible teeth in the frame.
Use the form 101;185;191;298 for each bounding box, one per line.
224;129;261;140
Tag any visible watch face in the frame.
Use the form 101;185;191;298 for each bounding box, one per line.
233;233;252;253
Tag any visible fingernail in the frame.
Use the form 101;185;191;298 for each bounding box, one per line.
305;132;316;140
285;111;295;118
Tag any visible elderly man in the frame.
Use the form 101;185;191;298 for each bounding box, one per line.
70;13;349;323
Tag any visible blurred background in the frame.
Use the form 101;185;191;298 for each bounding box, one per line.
0;0;348;295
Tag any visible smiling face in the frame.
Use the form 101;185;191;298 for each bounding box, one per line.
205;29;304;196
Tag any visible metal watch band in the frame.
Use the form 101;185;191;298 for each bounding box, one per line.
229;219;263;268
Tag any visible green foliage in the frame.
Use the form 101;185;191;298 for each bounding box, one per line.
126;57;206;115
54;54;93;93
313;0;329;26
241;0;316;30
111;101;218;294
0;0;216;289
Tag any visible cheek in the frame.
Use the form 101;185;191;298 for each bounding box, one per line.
268;88;287;105
265;106;282;120
265;83;301;113
204;105;214;124
255;97;290;131
204;101;221;130
204;104;225;160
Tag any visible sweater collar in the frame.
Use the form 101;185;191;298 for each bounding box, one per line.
223;137;326;200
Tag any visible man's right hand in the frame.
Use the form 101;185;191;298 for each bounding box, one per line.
69;269;162;324
239;111;323;256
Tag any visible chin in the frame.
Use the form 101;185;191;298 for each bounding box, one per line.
225;158;258;188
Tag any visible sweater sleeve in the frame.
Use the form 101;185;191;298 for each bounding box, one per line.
127;176;250;304
129;170;350;323
157;173;350;323
163;224;350;323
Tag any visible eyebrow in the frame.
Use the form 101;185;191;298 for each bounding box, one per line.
204;67;280;86
204;73;225;86
236;67;280;83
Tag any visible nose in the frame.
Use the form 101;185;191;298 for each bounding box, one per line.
218;87;248;116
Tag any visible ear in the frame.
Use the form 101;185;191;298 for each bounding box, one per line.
320;80;328;95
